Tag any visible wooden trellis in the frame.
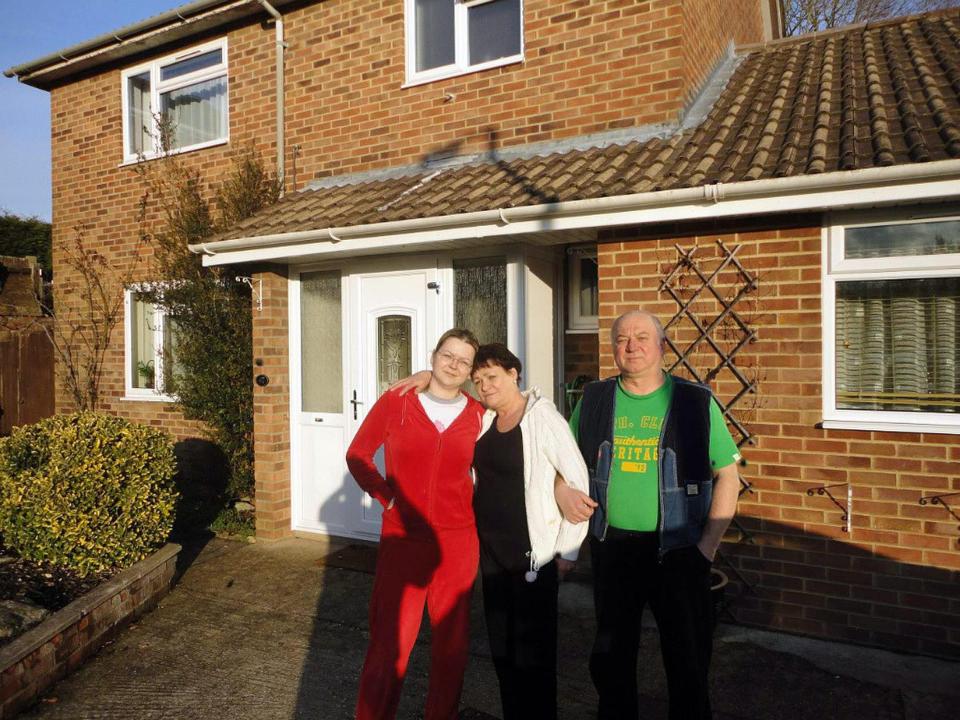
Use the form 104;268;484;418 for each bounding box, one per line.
659;239;760;607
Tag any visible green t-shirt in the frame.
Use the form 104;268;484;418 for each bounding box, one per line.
569;374;740;531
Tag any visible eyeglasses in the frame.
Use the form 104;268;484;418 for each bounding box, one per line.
436;350;473;371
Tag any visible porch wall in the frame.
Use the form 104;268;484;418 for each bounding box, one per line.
595;221;960;659
252;266;292;539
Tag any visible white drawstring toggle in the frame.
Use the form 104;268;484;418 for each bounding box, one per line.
525;551;539;583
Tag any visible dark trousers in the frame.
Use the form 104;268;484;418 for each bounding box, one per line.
589;530;714;720
480;547;559;720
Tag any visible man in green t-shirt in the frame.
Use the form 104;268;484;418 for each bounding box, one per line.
562;310;741;720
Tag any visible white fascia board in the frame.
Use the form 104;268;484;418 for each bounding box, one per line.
197;162;960;266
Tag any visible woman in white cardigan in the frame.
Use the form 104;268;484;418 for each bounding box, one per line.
469;343;589;720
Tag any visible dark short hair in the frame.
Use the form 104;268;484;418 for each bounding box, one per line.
472;343;522;381
433;328;480;355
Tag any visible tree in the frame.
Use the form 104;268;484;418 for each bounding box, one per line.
136;143;280;500
29;226;143;411
0;212;52;271
783;0;960;35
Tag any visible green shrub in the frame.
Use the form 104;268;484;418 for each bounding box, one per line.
0;412;178;576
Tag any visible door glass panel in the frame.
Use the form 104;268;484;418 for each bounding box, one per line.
378;316;412;398
301;271;342;413
454;257;507;344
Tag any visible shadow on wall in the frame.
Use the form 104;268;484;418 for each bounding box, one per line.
169;437;231;578
719;517;960;660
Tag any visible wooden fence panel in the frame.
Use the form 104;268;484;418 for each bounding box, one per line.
0;329;54;435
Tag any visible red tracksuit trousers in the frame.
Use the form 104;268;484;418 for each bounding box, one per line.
355;526;479;720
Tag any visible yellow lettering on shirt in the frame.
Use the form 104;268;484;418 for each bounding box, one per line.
622;461;647;473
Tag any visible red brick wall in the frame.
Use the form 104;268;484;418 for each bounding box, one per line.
681;0;764;106
251;266;291;538
595;220;960;658
563;331;599;384
47;0;766;537
49;19;276;438
0;545;178;718
281;0;766;182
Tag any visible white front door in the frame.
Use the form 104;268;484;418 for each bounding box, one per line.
347;262;441;537
292;259;441;540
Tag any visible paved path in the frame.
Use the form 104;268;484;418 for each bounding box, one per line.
20;537;959;720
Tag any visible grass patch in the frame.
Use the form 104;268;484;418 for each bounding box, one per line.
210;507;255;539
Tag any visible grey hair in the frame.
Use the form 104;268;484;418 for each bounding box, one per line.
610;310;666;346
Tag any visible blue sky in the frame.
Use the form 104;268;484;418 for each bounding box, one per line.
1;1;179;221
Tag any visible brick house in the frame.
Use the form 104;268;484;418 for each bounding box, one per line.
6;1;960;658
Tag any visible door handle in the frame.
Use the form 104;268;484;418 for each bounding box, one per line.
350;390;364;420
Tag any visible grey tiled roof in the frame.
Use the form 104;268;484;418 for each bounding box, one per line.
217;9;960;242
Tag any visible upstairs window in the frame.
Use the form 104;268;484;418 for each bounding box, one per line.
823;211;960;433
121;39;229;161
406;0;523;85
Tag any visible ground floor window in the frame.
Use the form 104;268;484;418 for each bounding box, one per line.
824;211;960;432
566;245;598;332
125;289;181;400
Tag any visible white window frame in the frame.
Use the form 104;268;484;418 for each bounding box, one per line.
120;38;229;163
403;0;524;87
567;245;598;332
821;207;960;434
124;287;178;402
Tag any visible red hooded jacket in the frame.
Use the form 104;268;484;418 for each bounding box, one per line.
346;389;484;537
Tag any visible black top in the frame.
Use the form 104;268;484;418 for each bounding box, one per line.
473;423;530;573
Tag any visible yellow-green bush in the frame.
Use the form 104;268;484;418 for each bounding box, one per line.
0;412;178;576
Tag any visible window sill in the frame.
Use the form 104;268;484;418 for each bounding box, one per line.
403;55;523;89
119;137;229;167
819;419;960;436
565;327;599;335
123;393;178;404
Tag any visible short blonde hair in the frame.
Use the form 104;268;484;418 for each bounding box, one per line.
433;328;480;355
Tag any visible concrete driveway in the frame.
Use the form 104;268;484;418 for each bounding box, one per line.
19;537;959;720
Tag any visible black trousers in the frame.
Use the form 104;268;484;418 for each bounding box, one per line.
589;530;714;720
480;546;559;720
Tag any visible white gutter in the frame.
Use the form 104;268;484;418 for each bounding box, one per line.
256;1;286;192
190;159;960;265
5;0;272;89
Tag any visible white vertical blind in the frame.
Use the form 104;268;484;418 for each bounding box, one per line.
835;278;960;412
160;76;227;150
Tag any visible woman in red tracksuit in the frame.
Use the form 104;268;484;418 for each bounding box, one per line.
346;328;485;720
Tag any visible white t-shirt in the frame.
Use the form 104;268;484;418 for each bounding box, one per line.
419;392;467;433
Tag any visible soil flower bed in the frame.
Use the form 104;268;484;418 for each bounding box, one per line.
0;548;113;646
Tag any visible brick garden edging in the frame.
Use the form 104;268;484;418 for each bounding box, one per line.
0;543;180;718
